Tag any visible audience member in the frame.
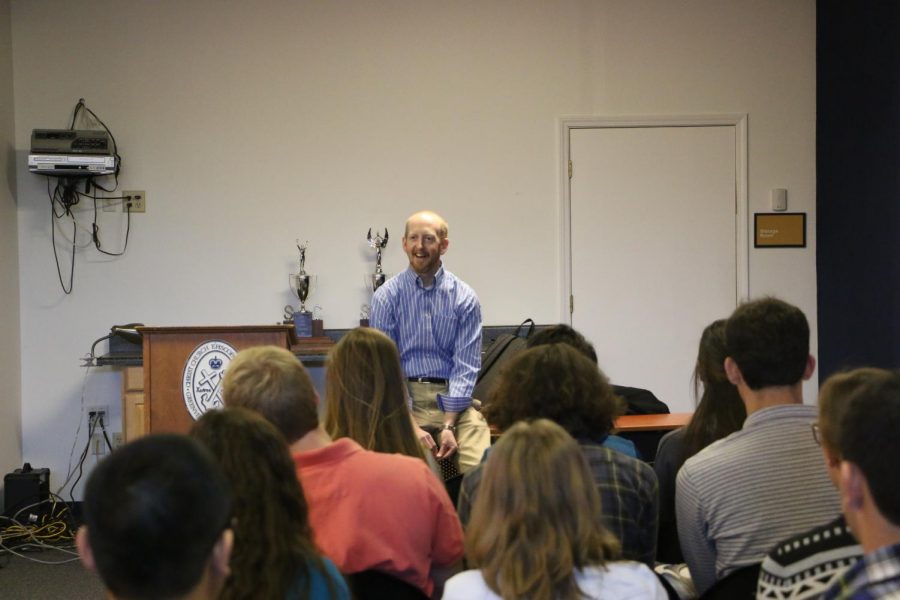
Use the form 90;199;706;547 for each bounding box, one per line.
323;327;427;461
758;369;886;599
525;324;640;458
458;343;660;567
654;319;746;563
190;406;349;599
676;297;840;594
222;345;463;598
444;419;667;600
76;435;233;600
822;370;900;599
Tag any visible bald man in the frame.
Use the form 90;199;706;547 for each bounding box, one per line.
370;211;490;473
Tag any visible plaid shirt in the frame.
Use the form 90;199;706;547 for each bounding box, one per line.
457;441;659;566
822;542;900;600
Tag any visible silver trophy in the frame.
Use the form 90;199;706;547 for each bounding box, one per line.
366;228;390;292
289;240;317;314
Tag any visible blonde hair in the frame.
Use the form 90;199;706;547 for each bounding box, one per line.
324;328;425;461
222;346;319;443
818;367;891;456
466;419;620;600
404;210;449;240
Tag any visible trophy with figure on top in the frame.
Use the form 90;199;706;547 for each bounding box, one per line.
287;240;316;338
361;228;390;326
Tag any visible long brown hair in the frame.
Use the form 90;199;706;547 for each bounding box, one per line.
682;319;747;460
324;327;425;460
466;419;621;600
190;407;333;599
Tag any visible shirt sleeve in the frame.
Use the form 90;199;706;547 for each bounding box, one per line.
437;292;482;413
369;287;398;344
676;463;718;594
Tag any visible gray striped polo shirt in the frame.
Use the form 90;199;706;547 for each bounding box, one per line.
676;403;841;594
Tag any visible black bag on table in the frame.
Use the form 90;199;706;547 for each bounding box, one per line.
473;318;534;405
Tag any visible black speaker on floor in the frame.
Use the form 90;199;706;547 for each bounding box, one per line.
4;463;50;520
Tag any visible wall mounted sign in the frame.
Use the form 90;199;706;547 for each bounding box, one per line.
754;213;806;248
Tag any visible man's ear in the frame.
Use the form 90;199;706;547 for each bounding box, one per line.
75;526;97;573
210;528;234;579
439;237;449;255
724;357;743;386
839;460;865;512
802;354;816;381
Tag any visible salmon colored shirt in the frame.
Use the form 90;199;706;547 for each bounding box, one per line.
294;438;463;596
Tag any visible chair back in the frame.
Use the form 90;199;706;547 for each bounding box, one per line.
699;563;761;600
345;569;429;600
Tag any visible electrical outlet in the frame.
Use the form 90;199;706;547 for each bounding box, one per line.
87;405;108;425
123;190;146;213
102;197;118;212
111;432;124;450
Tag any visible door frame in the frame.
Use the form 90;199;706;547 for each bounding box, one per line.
558;114;750;323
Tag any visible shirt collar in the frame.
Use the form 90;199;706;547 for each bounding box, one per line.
744;403;816;429
405;264;445;289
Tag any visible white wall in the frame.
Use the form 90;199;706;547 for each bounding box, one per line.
10;0;817;497
0;0;22;510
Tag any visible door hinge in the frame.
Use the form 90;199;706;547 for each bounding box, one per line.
568;160;573;179
569;294;574;314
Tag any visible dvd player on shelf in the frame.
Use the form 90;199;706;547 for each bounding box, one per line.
28;153;117;176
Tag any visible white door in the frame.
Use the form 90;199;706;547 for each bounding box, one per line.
568;123;741;413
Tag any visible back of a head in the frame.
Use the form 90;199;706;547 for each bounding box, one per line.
483;343;623;439
324;327;424;459
222;345;319;443
683;319;746;459
82;435;232;600
818;367;891;457
725;297;809;390
839;370;900;526
466;419;619;599
190;407;320;600
526;324;599;364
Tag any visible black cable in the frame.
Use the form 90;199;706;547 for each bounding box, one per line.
88;333;113;362
68;416;96;505
47;179;66;218
89;192;131;256
98;416;113;452
45;100;127;293
49;197;76;295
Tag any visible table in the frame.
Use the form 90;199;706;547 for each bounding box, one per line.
615;412;692;462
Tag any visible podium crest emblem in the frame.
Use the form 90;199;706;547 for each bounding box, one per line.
182;340;237;420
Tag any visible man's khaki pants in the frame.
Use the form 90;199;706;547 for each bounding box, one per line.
408;381;491;474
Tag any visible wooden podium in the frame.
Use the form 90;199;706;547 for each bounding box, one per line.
134;325;296;437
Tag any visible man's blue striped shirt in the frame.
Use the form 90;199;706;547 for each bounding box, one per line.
370;266;482;413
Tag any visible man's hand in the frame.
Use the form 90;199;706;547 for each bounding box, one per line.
436;429;458;460
414;425;438;454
